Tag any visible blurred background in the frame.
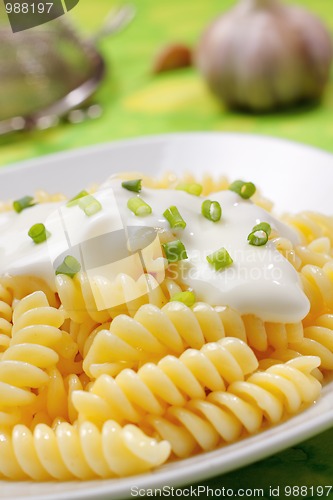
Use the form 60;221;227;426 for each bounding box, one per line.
0;0;333;167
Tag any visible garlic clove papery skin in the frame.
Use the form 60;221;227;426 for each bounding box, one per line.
196;0;333;111
287;6;333;95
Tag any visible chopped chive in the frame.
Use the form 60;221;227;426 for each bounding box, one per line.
201;200;222;222
248;230;268;246
66;190;89;207
162;240;188;262
13;195;36;213
55;255;81;278
176;182;203;196
206;247;233;271
127;196;152;216
78;195;102;216
163;206;186;229
229;180;256;199
247;222;272;247
122;179;142;193
252;222;271;236
247;222;271;246
170;291;195;307
28;223;50;244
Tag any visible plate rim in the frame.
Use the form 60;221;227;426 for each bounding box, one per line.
1;131;333;176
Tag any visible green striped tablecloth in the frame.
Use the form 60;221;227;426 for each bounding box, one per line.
1;0;333;497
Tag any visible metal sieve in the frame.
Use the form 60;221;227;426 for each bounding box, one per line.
0;4;135;134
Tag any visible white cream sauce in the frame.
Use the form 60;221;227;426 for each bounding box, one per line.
0;177;309;322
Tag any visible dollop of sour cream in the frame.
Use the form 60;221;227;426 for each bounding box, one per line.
0;177;309;322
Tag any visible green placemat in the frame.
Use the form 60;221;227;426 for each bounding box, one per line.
180;425;333;499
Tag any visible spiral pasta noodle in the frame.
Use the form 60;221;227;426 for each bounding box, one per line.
83;301;230;377
283;212;333;246
56;272;173;324
1;275;58;308
0;291;82;428
288;314;333;371
0;420;170;480
295;237;332;268
147;356;322;458
83;301;305;377
300;262;333;322
73;338;258;424
0;281;13;353
0;292;64;418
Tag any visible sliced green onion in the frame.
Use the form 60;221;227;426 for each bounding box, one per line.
162;240;188;262
66;190;89;207
55;255;81;278
28;223;50;244
176;182;203;196
170;291;195;307
248;230;269;246
229;180;256;199
122;179;142;193
201;200;222;222
13;195;36;213
78;195;102;216
252;222;271;236
247;221;271;246
127;196;152;216
163;206;186;229
206;247;233;271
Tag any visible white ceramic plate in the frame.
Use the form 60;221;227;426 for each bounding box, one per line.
1;132;333;500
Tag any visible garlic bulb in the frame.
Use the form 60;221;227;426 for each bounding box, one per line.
196;0;333;111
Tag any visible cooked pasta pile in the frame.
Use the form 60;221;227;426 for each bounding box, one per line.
0;172;332;481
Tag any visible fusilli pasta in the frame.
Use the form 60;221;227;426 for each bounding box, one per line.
147;356;321;458
0;172;332;483
83;301;305;376
56;272;173;323
73;338;258;424
0;420;170;480
0;281;13;352
0;292;64;419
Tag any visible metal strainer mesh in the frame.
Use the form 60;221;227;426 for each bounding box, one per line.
0;5;135;133
0;20;101;121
